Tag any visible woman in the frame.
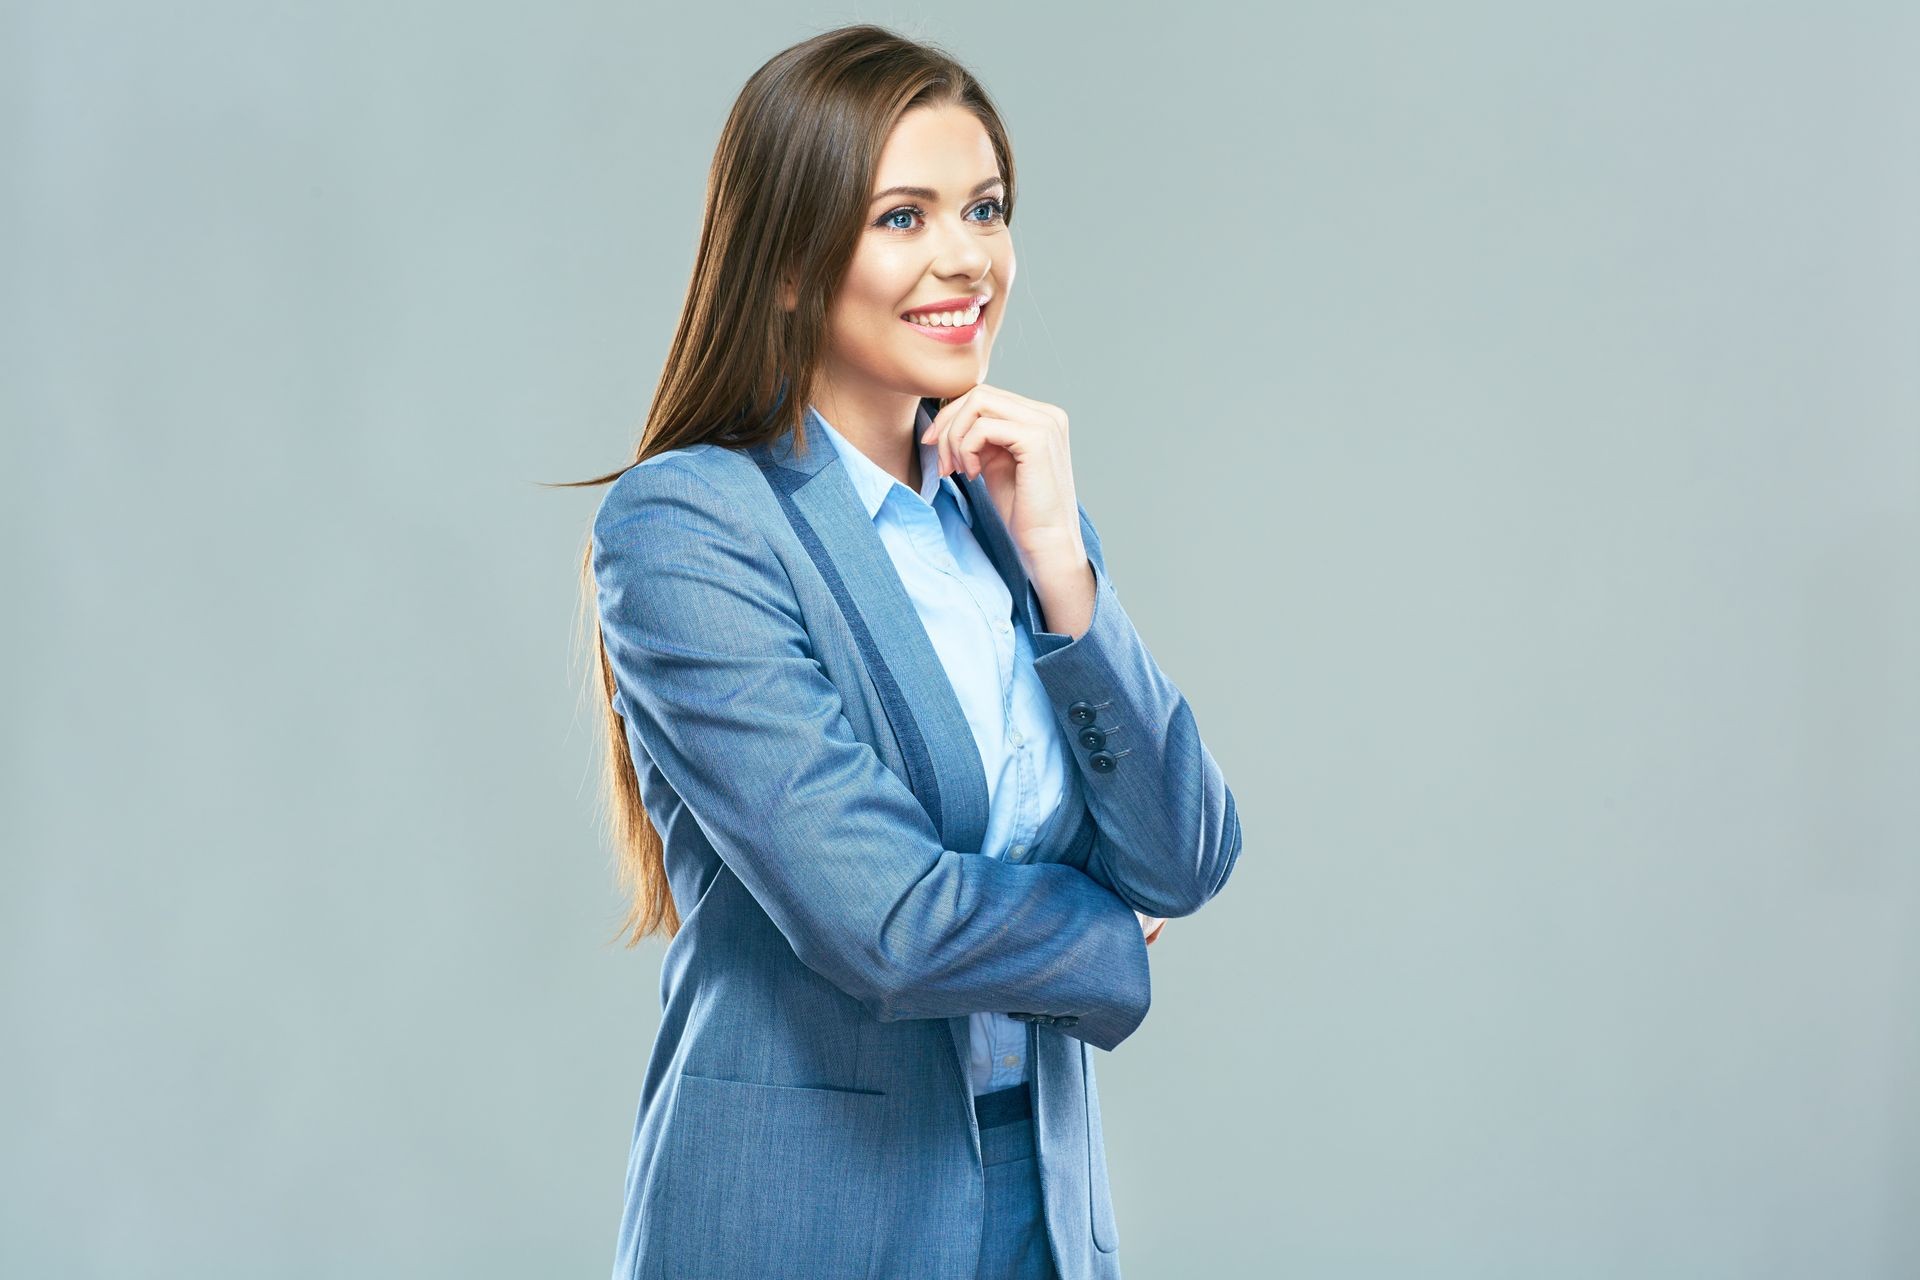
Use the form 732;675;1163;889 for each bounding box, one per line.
572;24;1241;1280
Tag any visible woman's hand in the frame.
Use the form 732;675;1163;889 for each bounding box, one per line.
1137;910;1166;945
920;383;1084;574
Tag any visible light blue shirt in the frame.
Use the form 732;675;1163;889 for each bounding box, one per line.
807;402;1072;1095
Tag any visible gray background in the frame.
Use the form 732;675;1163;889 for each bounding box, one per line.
5;3;1916;1276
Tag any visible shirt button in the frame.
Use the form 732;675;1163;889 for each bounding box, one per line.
1009;844;1026;858
1009;730;1024;747
1002;1054;1019;1067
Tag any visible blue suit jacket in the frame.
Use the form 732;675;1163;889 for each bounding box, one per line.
592;400;1242;1279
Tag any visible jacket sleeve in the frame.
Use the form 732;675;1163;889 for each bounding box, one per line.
1021;500;1243;919
592;458;1152;1052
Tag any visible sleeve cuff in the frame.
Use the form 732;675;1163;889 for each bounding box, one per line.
1023;555;1117;660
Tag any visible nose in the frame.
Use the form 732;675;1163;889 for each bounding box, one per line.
931;216;991;283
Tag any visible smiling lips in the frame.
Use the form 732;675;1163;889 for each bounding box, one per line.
899;295;990;345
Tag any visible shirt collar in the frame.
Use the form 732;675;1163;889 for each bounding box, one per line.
807;402;973;527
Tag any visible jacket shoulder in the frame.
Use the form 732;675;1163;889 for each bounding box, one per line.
591;442;765;536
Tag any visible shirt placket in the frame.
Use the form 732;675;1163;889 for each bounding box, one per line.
916;487;1040;1089
985;593;1038;1087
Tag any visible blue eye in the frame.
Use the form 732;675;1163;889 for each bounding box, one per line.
875;196;1007;231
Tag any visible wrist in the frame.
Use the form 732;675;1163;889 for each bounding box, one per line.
1027;550;1096;641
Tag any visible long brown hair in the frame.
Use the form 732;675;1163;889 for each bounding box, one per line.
545;24;1019;947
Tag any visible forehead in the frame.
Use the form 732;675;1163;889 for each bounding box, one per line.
871;105;1000;190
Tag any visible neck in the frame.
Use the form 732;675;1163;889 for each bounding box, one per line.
811;376;922;491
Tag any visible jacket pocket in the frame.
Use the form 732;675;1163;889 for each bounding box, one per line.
652;1071;889;1279
1083;1044;1121;1252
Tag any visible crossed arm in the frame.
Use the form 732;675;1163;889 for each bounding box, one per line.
592;458;1235;1051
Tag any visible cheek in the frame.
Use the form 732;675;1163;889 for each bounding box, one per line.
833;259;914;344
832;301;905;362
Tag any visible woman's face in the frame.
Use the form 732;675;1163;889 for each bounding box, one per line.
813;103;1015;409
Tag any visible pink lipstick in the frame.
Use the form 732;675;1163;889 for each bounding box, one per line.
899;296;990;345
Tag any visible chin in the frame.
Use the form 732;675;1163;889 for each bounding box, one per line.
914;364;990;400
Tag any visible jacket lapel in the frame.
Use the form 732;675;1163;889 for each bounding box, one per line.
747;400;992;858
954;466;1030;618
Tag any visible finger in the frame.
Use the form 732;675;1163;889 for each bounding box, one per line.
954;409;1036;480
922;386;981;477
946;383;1063;438
926;385;1029;478
946;394;1001;478
934;398;983;478
927;386;1052;479
953;411;989;480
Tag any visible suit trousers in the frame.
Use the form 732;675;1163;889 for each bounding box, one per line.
974;1084;1060;1280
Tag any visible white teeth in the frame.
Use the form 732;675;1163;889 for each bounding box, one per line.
903;303;982;327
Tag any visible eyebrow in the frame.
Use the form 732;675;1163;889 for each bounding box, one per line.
868;176;1006;204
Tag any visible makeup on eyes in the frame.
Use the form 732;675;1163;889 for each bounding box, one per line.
873;196;1006;232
